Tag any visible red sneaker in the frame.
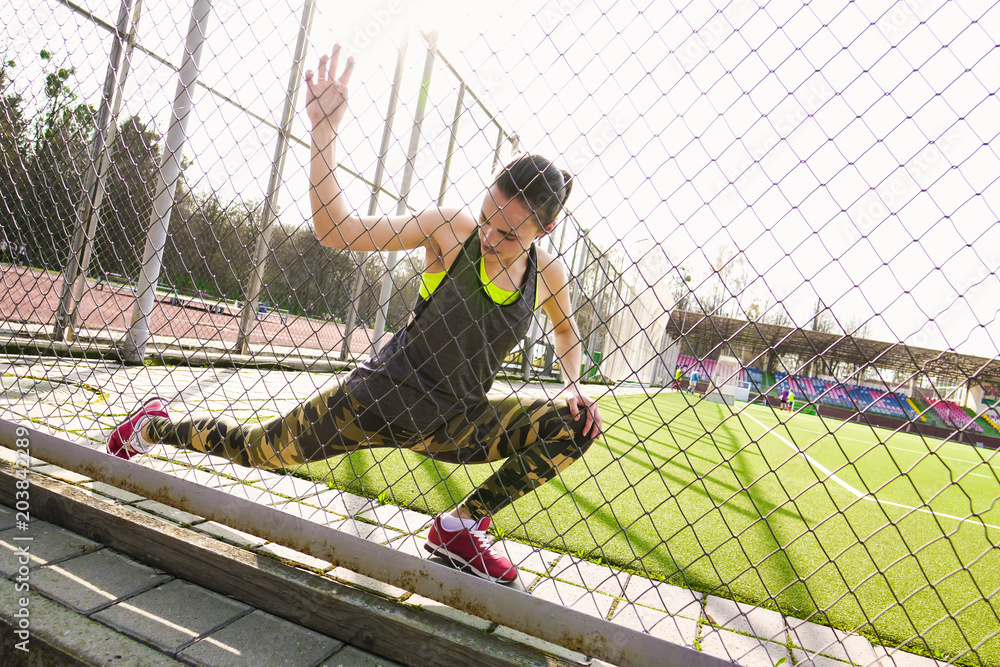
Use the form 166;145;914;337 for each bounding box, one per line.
424;516;517;583
107;397;169;460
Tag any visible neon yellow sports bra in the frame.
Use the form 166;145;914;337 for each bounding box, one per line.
419;258;540;308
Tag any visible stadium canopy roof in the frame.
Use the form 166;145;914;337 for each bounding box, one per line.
666;310;1000;385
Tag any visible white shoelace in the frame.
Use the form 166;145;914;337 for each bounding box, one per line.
469;527;499;557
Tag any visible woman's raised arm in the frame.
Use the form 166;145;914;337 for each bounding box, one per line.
305;45;468;255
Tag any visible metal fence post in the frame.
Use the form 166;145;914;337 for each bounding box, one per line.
369;31;438;356
491;124;505;174
235;0;316;356
338;34;409;362
582;255;609;379
53;0;140;342
437;81;464;206
571;223;588;313
122;0;213;362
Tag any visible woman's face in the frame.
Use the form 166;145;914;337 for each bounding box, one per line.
478;186;544;264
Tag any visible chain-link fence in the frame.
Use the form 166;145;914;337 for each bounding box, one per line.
1;0;999;665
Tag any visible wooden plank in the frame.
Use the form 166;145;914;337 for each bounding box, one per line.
0;463;574;667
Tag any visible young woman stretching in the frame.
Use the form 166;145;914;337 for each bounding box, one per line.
107;45;603;583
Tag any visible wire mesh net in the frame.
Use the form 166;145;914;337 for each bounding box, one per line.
1;0;999;665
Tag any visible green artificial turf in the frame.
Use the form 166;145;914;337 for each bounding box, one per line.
297;391;1000;665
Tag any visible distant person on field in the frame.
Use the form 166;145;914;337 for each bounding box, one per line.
779;388;789;410
674;366;684;390
787;389;795;413
689;368;699;394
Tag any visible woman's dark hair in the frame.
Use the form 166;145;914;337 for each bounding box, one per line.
492;154;573;229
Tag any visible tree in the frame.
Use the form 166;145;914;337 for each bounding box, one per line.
93;116;162;278
810;298;838;333
670;263;694;312
844;316;873;340
762;300;793;328
0;56;27;229
161;190;257;299
17;50;96;270
265;223;358;318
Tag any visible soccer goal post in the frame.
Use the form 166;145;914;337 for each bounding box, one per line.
706;355;749;406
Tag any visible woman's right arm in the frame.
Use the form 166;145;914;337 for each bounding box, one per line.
305;45;470;257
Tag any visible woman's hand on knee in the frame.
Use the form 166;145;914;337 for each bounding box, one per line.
561;385;603;439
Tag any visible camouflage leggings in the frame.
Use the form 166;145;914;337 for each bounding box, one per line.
141;379;594;519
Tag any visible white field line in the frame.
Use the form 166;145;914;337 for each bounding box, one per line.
779;416;1000;471
770;420;998;481
742;412;1000;534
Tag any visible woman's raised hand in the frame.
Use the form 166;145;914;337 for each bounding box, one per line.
305;44;355;134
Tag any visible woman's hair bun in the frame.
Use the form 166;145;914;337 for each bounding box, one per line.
494;154;573;228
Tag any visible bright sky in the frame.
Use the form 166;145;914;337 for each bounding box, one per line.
5;0;1000;362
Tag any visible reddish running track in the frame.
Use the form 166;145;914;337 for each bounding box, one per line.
0;264;376;356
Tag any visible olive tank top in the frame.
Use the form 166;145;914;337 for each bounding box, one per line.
345;232;538;432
